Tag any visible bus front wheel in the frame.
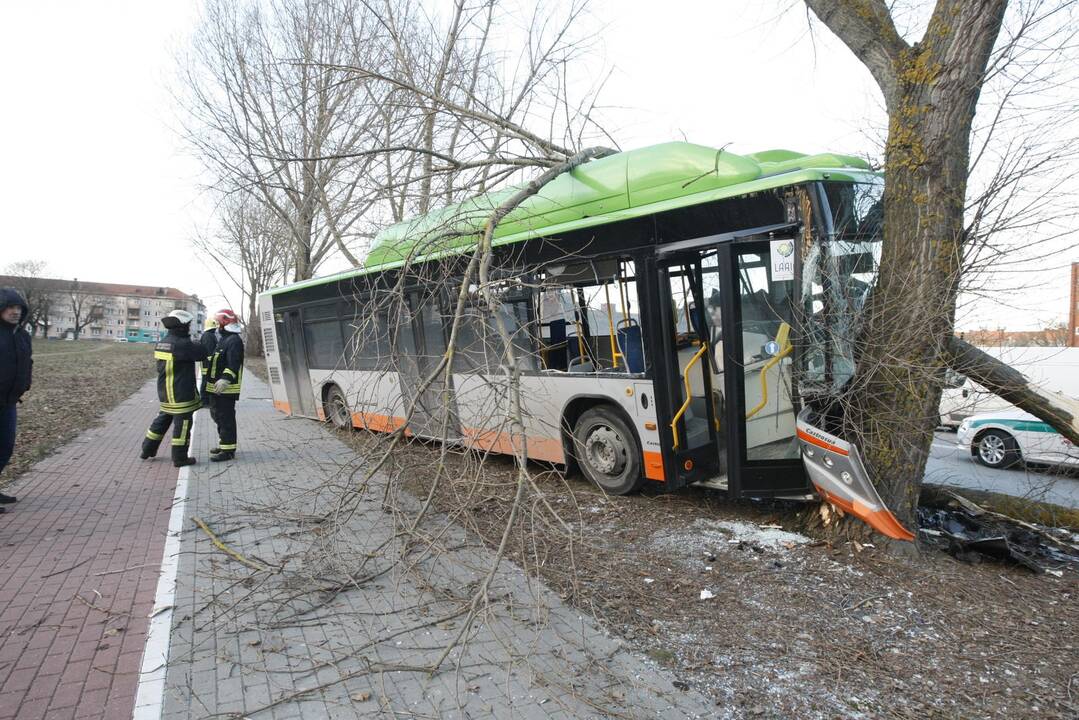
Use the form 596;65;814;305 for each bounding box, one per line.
572;407;644;495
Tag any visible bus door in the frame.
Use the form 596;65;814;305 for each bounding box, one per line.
279;309;317;417
397;291;461;440
724;241;808;496
653;256;721;488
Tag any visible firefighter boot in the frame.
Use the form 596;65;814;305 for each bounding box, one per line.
141;437;160;460
171;446;197;468
210;451;235;462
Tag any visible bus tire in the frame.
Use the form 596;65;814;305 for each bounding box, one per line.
323;384;352;430
572;406;644;495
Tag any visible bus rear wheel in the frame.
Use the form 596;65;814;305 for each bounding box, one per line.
323;385;352;430
572;407;644;495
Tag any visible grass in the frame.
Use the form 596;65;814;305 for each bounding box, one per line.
1;339;156;486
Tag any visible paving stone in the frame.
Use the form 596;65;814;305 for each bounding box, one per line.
0;381;178;720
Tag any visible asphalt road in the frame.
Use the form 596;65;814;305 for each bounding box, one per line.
925;430;1079;510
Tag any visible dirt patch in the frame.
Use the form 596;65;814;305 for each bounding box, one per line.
2;340;155;485
334;429;1079;719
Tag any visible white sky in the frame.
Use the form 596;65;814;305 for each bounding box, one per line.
0;0;1072;330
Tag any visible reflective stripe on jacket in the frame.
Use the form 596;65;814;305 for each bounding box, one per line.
207;331;244;397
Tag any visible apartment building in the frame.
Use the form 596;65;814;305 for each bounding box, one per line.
0;276;206;342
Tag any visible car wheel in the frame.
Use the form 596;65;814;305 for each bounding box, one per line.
974;429;1021;469
572;406;644;495
323;385;352;429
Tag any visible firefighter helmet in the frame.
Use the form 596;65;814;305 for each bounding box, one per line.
204;317;217;331
214;309;238;327
162;309;195;329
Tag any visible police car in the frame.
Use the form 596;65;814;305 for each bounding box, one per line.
957;408;1079;469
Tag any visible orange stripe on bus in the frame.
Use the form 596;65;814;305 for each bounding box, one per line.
643;451;665;482
273;400;291;415
796;428;849;456
351;412;408;434
460;427;565;463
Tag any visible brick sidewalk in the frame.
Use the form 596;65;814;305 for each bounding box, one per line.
162;375;716;719
0;381;180;720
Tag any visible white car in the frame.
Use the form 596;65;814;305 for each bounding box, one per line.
957;408;1079;469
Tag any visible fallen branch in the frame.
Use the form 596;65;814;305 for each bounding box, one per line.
946;336;1079;446
192;516;273;573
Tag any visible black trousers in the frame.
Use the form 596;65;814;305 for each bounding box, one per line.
143;411;195;464
212;395;237;452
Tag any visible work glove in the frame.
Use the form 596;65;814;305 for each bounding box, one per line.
213;379;230;393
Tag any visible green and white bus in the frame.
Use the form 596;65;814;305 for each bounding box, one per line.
258;142;913;541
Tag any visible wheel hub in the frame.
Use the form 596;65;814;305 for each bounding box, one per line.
585;425;627;476
980;435;1005;465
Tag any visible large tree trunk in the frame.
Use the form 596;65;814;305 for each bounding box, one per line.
806;0;1007;533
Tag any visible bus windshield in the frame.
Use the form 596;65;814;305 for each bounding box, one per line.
800;180;884;396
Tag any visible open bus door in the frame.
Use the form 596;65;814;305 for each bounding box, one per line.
652;227;810;497
723;240;810;497
652;255;722;488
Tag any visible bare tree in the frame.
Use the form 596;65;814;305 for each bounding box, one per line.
66;279;105;340
196;193;289;356
803;0;1079;537
179;0;388;280
2;260;54;336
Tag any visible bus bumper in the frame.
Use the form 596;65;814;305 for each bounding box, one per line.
795;410;915;542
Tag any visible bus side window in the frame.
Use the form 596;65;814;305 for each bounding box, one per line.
537;257;644;373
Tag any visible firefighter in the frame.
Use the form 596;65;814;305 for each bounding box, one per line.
206;309;244;462
199;316;218;409
140;309;208;467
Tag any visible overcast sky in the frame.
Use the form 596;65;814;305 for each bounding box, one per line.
0;0;1072;330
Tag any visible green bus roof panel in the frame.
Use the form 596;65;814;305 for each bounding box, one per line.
269;142;877;297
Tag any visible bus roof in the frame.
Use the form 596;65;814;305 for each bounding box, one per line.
263;141;875;298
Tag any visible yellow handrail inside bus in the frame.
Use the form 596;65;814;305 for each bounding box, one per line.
745;322;792;420
604;283;621;369
670;342;709;450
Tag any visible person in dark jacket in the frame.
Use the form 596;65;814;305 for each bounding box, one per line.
205;309;244;462
199;317;218;409
140;310;208;467
0;288;32;509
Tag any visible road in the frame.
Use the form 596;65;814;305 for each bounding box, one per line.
925;430;1079;510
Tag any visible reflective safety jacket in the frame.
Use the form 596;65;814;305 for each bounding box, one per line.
207;330;244;396
155;329;209;414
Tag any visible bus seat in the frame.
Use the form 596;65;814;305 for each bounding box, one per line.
568;356;594;373
548;319;568;370
617;324;645;373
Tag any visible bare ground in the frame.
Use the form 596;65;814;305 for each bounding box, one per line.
1;340;156;485
329;429;1079;720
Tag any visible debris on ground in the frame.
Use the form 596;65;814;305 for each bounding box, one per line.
918;490;1079;574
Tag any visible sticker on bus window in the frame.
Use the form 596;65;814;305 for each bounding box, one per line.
770;239;795;281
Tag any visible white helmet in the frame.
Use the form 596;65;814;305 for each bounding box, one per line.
167;309;194;324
